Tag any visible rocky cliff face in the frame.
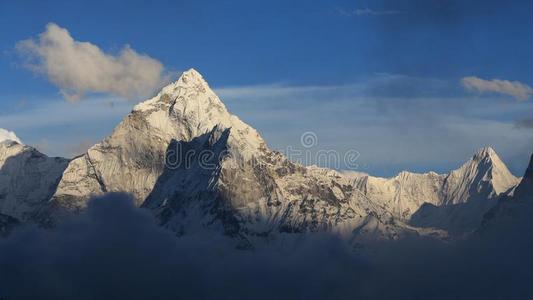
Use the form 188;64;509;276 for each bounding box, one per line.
480;155;533;234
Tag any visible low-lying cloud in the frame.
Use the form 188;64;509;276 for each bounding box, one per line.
1;193;533;300
16;23;167;101
461;76;532;101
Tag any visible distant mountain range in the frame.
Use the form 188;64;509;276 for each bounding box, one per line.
0;69;530;247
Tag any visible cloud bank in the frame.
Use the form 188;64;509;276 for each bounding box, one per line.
461;76;532;101
1;193;533;300
16;23;167;101
0;128;22;144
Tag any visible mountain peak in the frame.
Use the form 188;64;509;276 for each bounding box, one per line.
134;68;223;113
442;146;519;205
470;147;511;176
171;68;209;91
131;67;265;158
469;146;515;178
169;68;209;91
463;147;505;174
179;68;205;84
473;146;498;161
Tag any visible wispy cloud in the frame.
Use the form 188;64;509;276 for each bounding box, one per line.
0;96;133;157
461;76;533;101
215;73;455;101
336;7;403;17
16;23;168;101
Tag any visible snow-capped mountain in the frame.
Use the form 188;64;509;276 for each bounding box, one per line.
0;141;69;221
348;147;519;235
0;69;525;246
51;69;265;211
47;69;416;247
442;147;518;204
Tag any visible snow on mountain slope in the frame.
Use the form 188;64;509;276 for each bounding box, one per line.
349;171;445;220
0;141;69;221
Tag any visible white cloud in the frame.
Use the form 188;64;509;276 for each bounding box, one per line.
461;76;532;101
215;84;339;100
16;23;167;101
0;128;22;144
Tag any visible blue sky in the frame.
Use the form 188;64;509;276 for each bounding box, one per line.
1;0;532;177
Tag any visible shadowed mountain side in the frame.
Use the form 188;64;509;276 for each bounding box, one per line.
514;153;533;197
143;127;231;220
480;154;533;234
410;197;498;236
141;127;250;246
142;126;418;249
0;213;19;237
